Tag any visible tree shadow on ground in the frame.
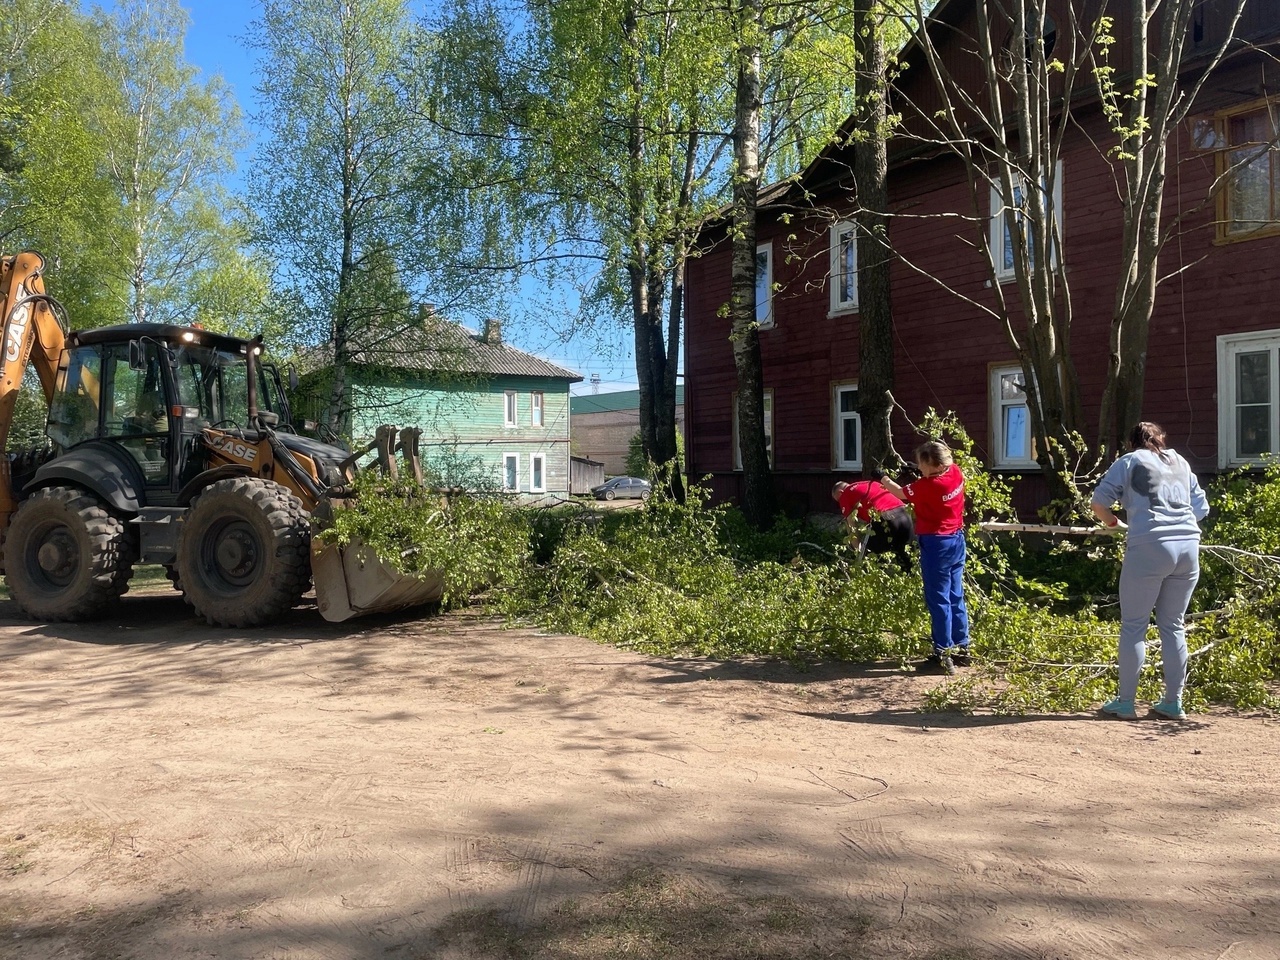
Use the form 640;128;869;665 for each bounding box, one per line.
641;657;908;687
800;707;1213;732
414;866;1005;960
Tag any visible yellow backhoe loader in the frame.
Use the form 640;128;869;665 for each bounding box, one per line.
0;251;441;625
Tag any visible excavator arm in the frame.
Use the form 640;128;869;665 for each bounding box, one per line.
0;252;69;532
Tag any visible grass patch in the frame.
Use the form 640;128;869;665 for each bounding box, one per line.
0;564;172;603
422;868;873;960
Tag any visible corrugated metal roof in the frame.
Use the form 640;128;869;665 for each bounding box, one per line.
570;386;685;415
305;318;581;382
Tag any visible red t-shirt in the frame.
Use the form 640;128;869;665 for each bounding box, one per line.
901;464;966;535
838;480;905;524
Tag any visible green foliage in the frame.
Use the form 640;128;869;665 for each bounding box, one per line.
1;0;129;325
321;423;1278;718
316;473;532;610
493;482;927;662
93;0;246;324
626;428;684;480
5;370;49;451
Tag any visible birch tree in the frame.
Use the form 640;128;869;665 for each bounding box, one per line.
97;0;242;325
250;0;443;432
898;0;1248;493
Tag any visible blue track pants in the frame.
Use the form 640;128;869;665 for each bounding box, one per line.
918;533;970;652
1117;537;1199;702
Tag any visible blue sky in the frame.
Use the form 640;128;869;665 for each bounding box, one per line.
123;0;642;395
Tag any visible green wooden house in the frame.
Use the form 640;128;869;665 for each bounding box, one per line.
302;317;581;496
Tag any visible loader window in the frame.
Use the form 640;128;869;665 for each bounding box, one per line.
172;345;273;428
102;342;170;483
47;346;103;451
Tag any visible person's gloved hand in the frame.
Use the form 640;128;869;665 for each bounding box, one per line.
1104;518;1128;534
869;466;886;482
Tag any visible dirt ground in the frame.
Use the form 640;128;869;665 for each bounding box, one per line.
1;584;1277;960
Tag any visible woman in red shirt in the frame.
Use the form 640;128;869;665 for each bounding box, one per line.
878;441;971;673
832;474;914;571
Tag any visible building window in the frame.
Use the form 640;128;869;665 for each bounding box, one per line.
1218;330;1280;466
502;453;519;491
732;389;773;470
1221;100;1280;238
531;391;544;427
756;242;774;329
833;384;861;469
829;222;858;314
989;160;1063;281
989;365;1037;468
531;453;546;493
503;389;517;427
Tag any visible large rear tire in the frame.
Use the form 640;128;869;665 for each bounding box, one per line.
5;486;137;621
175;477;310;627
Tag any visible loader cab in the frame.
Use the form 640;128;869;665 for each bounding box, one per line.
47;324;282;501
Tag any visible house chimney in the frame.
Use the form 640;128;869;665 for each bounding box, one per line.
416;302;436;321
482;317;502;344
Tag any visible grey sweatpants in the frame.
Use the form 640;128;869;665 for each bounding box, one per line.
1117;537;1200;702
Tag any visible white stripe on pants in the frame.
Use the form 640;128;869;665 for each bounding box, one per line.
1117;537;1200;702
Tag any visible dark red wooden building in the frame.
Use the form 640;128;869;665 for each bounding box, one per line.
684;0;1280;516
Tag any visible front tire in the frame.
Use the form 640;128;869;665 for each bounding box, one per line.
604;490;616;501
175;477;311;627
5;486;137;621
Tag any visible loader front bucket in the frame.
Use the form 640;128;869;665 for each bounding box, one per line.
311;536;443;622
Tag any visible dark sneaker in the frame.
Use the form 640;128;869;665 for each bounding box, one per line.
914;653;955;675
950;647;972;667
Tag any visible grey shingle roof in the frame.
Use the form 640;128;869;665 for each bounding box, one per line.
305;318;581;382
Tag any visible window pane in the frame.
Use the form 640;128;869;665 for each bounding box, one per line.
840;388;858;413
1000;371;1026;400
48;346;102;450
1238;405;1271;457
842;416;859;462
1003;405;1029;461
756;249;771;325
505;457;518;489
1237;351;1270;404
1229;147;1272;231
840;229;856;303
533;458;543;489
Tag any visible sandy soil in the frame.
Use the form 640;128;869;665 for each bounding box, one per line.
1;588;1277;960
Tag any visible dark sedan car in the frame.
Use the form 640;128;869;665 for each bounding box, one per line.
591;476;652;501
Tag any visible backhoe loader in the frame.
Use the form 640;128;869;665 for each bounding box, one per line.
0;251;441;625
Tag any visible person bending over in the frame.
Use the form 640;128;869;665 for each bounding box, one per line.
832;472;915;572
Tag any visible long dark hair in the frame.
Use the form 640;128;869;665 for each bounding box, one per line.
1129;421;1170;462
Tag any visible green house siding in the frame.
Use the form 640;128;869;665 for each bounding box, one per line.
350;375;573;495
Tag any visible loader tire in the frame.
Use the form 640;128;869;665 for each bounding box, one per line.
176;477;310;627
5;486;137;621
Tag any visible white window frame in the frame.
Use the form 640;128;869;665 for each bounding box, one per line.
756;242;774;329
531;453;546;493
732;389;774;470
988;364;1038;469
503;389;518;427
832;383;862;470
990;160;1064;282
829;221;858;315
1217;329;1280;467
502;453;520;491
530;391;544;427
